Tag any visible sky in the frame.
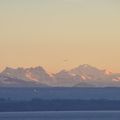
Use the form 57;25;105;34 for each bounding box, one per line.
0;0;120;73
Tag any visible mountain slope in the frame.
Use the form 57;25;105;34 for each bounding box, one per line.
0;65;120;87
0;66;52;87
70;64;120;87
0;75;48;87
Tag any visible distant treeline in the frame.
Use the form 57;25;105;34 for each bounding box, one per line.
0;98;120;112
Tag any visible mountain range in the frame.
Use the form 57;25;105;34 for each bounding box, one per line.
0;64;120;87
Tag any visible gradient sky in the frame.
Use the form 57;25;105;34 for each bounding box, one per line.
0;0;120;73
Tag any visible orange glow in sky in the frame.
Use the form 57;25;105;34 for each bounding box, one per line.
0;0;120;73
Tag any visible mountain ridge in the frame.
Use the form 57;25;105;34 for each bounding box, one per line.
0;64;120;87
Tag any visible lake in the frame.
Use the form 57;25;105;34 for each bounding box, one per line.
0;111;120;120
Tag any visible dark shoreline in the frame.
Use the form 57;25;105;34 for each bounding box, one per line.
1;99;120;112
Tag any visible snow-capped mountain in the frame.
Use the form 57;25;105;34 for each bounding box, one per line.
1;66;53;86
0;75;48;87
0;64;120;87
53;70;81;87
69;64;120;87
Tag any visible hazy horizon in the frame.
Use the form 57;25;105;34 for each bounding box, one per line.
0;64;117;74
0;0;120;73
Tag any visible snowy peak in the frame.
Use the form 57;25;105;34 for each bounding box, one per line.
0;64;120;87
53;70;82;87
70;64;104;75
1;66;52;85
70;64;110;81
1;67;25;79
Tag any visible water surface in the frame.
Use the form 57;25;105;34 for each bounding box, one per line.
0;111;120;120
